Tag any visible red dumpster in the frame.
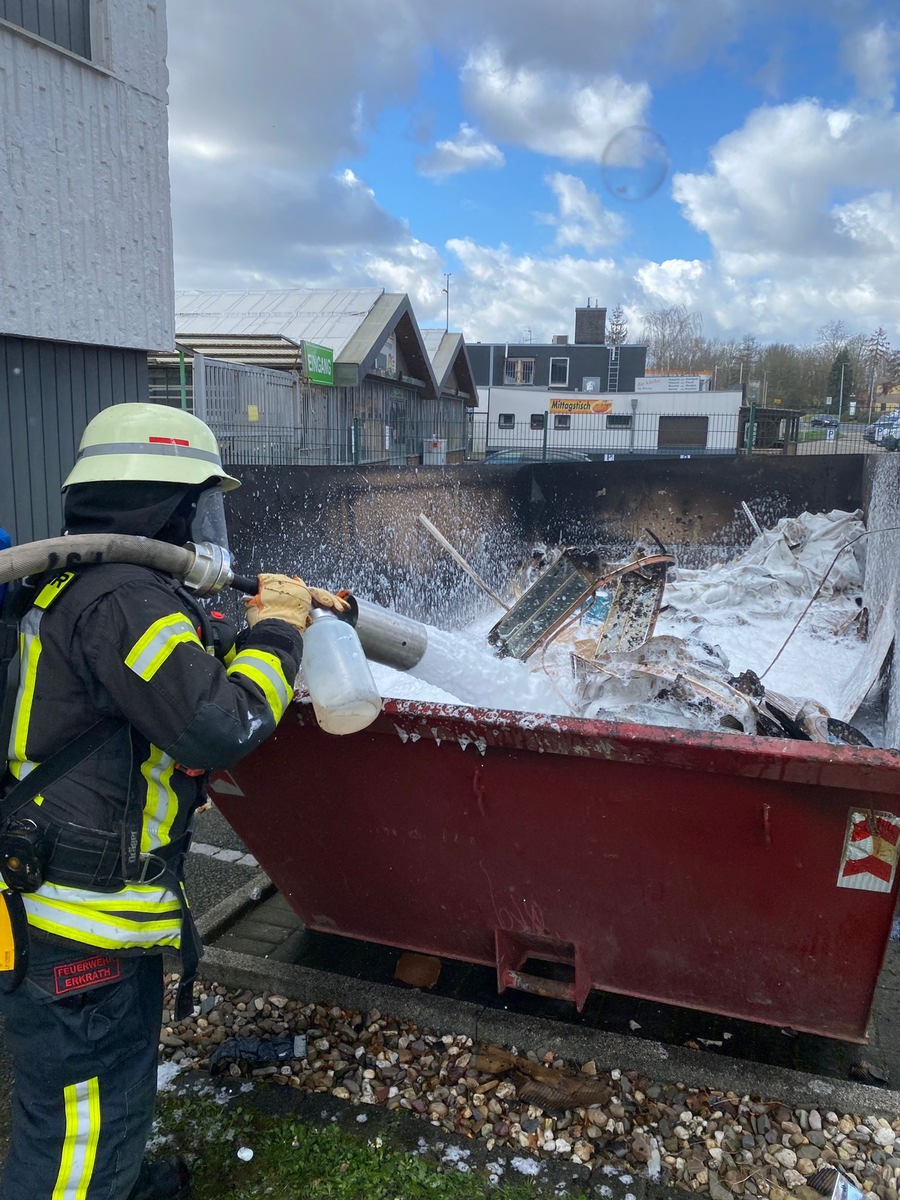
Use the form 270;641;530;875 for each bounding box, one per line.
212;699;900;1043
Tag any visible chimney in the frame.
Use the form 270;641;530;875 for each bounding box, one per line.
551;334;569;345
574;305;606;344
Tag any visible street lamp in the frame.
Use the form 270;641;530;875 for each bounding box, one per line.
838;362;845;423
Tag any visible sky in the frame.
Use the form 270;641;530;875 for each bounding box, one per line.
166;0;900;348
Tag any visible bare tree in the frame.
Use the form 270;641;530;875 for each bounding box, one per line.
864;326;892;393
606;304;628;346
816;320;850;360
640;304;704;371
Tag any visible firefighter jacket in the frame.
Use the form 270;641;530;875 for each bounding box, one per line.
2;563;303;957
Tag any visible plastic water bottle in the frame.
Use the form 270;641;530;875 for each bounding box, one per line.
301;608;382;735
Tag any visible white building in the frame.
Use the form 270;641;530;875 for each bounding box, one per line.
0;0;174;541
474;387;746;458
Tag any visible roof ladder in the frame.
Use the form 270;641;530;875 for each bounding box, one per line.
607;346;620;393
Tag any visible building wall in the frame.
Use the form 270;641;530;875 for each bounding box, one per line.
0;0;174;351
574;306;606;344
467;343;646;392
0;335;149;543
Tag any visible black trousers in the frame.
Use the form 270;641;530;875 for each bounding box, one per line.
0;938;163;1200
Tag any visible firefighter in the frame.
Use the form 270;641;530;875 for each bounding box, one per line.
0;403;347;1199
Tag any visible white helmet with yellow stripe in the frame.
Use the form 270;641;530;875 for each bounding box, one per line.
63;403;240;492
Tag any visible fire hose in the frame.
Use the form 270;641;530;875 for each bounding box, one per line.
0;534;428;673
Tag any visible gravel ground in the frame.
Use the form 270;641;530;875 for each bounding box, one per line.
161;975;900;1199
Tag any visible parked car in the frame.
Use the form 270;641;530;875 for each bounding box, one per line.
865;414;900;443
873;417;900;451
809;413;841;428
482;449;591;464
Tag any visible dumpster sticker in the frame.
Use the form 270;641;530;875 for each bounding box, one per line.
207;770;245;798
837;810;900;893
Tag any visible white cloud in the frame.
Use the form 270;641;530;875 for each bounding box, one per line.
673;100;900;272
417;124;505;179
540;173;628;250
460;46;651;164
843;20;900;108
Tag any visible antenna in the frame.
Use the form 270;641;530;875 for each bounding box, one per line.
442;273;451;332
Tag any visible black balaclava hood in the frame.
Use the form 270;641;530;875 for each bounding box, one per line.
63;481;201;546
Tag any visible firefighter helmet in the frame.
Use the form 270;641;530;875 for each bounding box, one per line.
63;403;239;492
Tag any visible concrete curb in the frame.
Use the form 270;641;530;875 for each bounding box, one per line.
196;867;272;943
194;883;900;1118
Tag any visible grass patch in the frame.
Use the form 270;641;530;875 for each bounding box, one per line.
156;1090;580;1200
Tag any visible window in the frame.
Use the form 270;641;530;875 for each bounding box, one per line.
554;414;571;430
0;0;91;57
606;414;632;429
549;357;569;386
504;358;535;385
498;413;515;428
530;413;545;430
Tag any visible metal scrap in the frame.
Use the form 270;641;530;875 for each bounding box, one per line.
489;547;675;661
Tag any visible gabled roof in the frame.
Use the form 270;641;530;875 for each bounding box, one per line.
173;288;438;398
420;329;478;405
174;289;385;356
334;293;436;398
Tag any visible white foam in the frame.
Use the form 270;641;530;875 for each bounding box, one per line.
369;510;876;740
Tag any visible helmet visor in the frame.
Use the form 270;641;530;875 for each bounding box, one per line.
191;486;230;553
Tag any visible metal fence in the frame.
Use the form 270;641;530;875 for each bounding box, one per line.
175;355;472;466
150;356;900;466
467;411;900;461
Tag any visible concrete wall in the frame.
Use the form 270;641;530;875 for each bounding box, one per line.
225;456;866;629
226;465;532;629
862;455;900;747
0;0;174;350
525;455;865;564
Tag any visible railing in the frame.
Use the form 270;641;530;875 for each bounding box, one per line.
205;410;898;468
211;416;471;467
466;412;897;460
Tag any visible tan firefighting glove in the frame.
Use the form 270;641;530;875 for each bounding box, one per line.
244;573;349;633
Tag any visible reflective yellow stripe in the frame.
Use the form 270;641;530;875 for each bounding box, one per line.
125;614;202;682
227;649;292;722
53;1077;100;1200
31;880;183;911
25;882;183;950
24;899;182;949
10;627;40;763
140;745;179;853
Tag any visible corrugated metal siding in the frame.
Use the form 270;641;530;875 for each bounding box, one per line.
0;0;91;58
0;7;174;351
0;335;148;543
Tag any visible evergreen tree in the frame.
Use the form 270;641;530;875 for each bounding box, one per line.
607;304;628;346
827;350;854;412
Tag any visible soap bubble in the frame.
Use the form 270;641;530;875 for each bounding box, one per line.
601;126;670;202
